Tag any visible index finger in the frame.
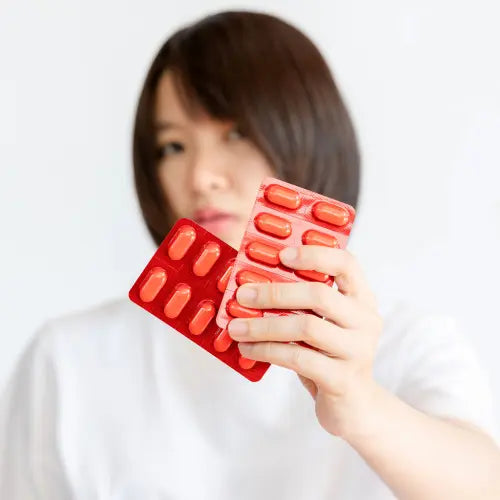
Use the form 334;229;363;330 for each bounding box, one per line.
279;246;377;310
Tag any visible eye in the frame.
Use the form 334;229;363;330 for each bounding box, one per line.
157;141;184;159
227;125;245;141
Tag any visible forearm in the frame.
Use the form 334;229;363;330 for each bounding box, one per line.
343;384;500;500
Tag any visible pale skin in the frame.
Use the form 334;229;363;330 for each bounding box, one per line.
155;71;500;499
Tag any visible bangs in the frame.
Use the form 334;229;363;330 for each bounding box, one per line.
160;12;300;149
165;22;246;123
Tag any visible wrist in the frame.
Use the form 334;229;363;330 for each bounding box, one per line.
337;380;392;446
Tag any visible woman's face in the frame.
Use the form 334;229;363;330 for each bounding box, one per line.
154;71;273;249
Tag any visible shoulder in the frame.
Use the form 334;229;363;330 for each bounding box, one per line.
45;297;151;337
0;298;160;496
35;297;158;355
21;298;165;373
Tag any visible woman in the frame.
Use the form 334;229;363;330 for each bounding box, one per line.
1;10;499;499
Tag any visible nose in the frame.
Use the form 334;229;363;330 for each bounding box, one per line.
188;147;229;196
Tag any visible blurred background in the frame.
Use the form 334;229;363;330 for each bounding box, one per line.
1;0;498;420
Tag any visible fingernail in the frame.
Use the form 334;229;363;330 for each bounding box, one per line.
280;247;298;263
228;319;249;339
236;285;258;305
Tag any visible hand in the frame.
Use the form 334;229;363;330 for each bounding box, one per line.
227;245;384;438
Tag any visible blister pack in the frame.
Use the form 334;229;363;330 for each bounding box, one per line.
216;177;356;332
128;218;271;382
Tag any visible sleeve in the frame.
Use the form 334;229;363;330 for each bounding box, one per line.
394;314;498;443
0;323;73;499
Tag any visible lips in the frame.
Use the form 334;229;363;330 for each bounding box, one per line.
193;208;235;223
192;208;238;234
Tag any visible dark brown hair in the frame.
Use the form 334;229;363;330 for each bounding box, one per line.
133;10;361;246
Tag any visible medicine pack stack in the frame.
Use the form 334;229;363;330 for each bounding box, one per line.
129;177;355;381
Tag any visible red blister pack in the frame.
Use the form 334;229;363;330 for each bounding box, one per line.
128;218;271;382
216;177;356;337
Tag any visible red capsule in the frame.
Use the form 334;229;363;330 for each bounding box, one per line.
213;328;233;353
254;212;292;238
302;230;339;248
312;202;349;227
168;225;196;260
239;356;256;370
192;242;220;277
188;301;216;335
164;283;191;319
295;269;330;282
236;269;272;286
139;267;167;302
264;184;301;210
217;261;234;293
246;241;280;267
227;299;263;318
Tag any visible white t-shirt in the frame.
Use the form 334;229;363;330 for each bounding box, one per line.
0;298;496;499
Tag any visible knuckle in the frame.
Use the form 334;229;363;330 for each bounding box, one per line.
298;245;321;269
296;245;310;264
333;368;348;395
356;342;373;366
343;247;356;261
267;282;282;307
300;314;316;342
250;318;265;339
245;319;255;337
266;318;278;338
343;250;358;274
263;341;273;360
313;283;332;311
335;331;351;358
290;347;303;371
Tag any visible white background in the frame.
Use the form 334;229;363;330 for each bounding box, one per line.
1;0;499;420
